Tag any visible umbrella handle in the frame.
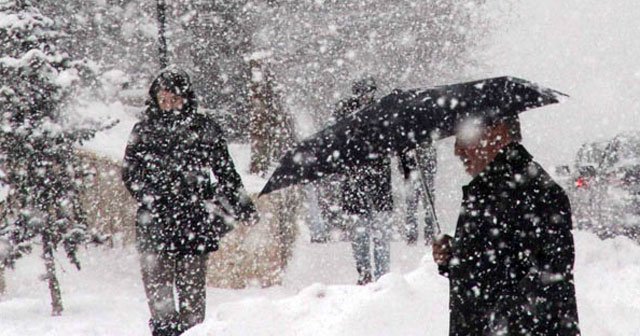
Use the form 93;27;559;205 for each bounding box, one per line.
415;154;441;235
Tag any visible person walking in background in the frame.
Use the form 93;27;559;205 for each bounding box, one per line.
432;113;580;335
122;68;258;336
305;183;330;243
400;140;438;245
334;77;395;285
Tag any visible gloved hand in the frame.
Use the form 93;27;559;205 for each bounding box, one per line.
432;234;453;266
235;196;260;226
241;210;260;227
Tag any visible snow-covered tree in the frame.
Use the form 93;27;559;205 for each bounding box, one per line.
0;0;112;315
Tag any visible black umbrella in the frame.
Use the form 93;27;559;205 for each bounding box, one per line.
260;76;567;196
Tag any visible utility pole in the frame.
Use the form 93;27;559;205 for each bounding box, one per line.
157;0;168;68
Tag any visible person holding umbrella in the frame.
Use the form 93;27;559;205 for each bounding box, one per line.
432;113;580;335
122;68;258;336
334;77;395;285
258;76;579;326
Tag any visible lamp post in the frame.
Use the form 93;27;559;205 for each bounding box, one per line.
157;0;168;68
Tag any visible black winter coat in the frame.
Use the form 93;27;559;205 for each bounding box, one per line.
440;142;580;335
122;108;256;255
334;97;393;214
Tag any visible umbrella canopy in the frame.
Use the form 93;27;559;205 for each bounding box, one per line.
260;76;567;196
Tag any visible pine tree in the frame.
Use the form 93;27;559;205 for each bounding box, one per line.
0;0;112;315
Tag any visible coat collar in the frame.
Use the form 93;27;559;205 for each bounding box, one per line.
463;142;533;195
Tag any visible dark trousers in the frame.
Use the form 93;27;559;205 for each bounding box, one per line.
349;211;392;281
139;252;207;336
405;177;436;244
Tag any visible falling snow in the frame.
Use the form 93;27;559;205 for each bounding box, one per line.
1;0;639;335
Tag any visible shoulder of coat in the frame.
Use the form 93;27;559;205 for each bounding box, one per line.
193;113;224;139
131;120;150;137
510;160;569;204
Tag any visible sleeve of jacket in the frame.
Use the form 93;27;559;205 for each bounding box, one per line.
204;120;257;222
122;122;151;203
537;186;575;280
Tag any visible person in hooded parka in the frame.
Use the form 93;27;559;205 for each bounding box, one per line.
122;68;258;336
432;114;580;335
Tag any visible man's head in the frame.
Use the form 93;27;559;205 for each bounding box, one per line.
351;76;377;104
454;114;522;177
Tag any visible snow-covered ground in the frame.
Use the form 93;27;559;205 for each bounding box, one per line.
1;231;639;335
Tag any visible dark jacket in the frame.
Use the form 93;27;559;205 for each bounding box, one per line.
399;141;437;182
333;97;393;214
122;73;256;255
440;142;580;335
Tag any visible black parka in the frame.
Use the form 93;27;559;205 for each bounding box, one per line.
440;142;580;335
122;72;256;255
333;97;394;214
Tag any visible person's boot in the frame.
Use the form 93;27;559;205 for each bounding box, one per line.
149;318;178;336
172;314;194;336
149;314;184;336
356;269;373;285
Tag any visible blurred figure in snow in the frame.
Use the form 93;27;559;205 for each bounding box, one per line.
122;68;258;336
333;76;395;285
432;114;580;335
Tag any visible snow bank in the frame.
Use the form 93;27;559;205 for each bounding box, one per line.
573;232;640;335
187;260;449;336
181;231;640;336
1;230;639;335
